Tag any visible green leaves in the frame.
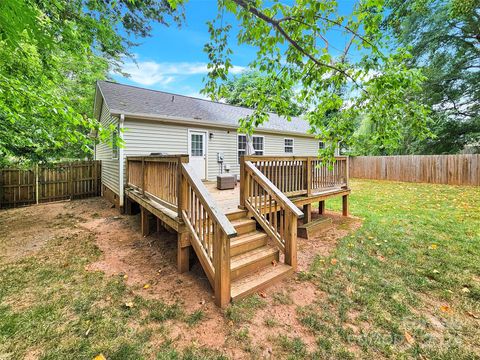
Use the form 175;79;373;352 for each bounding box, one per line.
203;0;432;158
0;0;183;165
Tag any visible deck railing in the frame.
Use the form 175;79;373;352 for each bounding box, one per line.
242;161;303;269
240;156;349;201
126;155;237;307
180;163;237;307
126;155;188;214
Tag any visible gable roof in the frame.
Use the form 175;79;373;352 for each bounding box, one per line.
96;80;311;135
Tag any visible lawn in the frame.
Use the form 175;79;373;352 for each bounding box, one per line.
0;180;479;359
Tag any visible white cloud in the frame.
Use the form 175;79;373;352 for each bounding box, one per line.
122;59;246;86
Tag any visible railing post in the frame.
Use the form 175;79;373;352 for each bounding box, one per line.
141;157;145;197
306;157;312;196
346;156;350;188
239;156;245;209
284;209;297;270
214;227;231;307
177;156;189;218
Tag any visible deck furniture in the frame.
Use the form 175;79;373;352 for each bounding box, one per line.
216;174;236;190
124;154;350;307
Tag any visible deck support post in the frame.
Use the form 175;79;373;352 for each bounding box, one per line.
319;200;325;215
342;195;348;217
214;231;231;308
141;207;151;237
125;197;133;215
303;204;312;224
284;209;298;270
177;231;191;273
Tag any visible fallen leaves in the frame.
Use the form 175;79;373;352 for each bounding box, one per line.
93;354;106;360
124;301;134;308
143;284;150;290
404;331;415;345
440;305;452;313
466;311;479;319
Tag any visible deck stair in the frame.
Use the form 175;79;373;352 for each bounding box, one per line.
226;209;293;301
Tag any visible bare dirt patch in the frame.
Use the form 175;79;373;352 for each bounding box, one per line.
0;197;361;358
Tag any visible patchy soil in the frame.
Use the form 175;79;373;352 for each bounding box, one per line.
0;197;360;358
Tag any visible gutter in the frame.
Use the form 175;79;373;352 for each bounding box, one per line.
119;114;125;208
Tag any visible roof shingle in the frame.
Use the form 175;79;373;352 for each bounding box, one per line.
97;80;310;135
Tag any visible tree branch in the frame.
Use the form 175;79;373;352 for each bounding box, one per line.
232;0;367;92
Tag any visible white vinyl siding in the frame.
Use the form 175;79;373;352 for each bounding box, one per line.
95;99;120;195
119;117;321;182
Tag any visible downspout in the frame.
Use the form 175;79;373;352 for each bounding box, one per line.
119;114;125;208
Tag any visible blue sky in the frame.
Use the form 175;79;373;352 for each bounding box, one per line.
112;1;360;98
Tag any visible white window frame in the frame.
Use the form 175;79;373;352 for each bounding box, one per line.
252;135;264;156
284;138;294;153
237;134;265;164
237;134;247;164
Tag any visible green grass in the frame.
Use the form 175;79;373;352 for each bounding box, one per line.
300;179;480;359
0;179;479;359
0;231;211;359
225;294;267;324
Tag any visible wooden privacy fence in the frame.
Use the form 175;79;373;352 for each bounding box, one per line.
349;155;480;186
0;161;101;208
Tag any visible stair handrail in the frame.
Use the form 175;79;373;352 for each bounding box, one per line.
179;163;236;307
243;160;303;269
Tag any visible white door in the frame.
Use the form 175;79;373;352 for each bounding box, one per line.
189;130;207;179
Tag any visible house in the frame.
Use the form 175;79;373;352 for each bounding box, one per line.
93;80;328;208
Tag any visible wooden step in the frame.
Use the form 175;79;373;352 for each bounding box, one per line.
231;263;294;301
230;245;279;280
231;218;257;235
230;230;268;256
226;208;248;221
298;216;333;239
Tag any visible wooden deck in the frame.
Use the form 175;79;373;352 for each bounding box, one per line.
123;155;350;307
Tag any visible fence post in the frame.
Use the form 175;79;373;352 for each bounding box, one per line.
69;162;74;199
35;163;39;204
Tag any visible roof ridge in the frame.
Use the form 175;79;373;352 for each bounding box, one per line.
97;80;302;120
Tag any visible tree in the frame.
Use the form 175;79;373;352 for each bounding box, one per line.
201;0;432;159
0;0;182;166
385;0;480;154
223;71;304;116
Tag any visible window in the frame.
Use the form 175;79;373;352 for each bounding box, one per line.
252;136;264;155
112;125;119;159
238;134;247;163
319;141;325;150
284;138;294;153
190;133;204;156
237;134;264;162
